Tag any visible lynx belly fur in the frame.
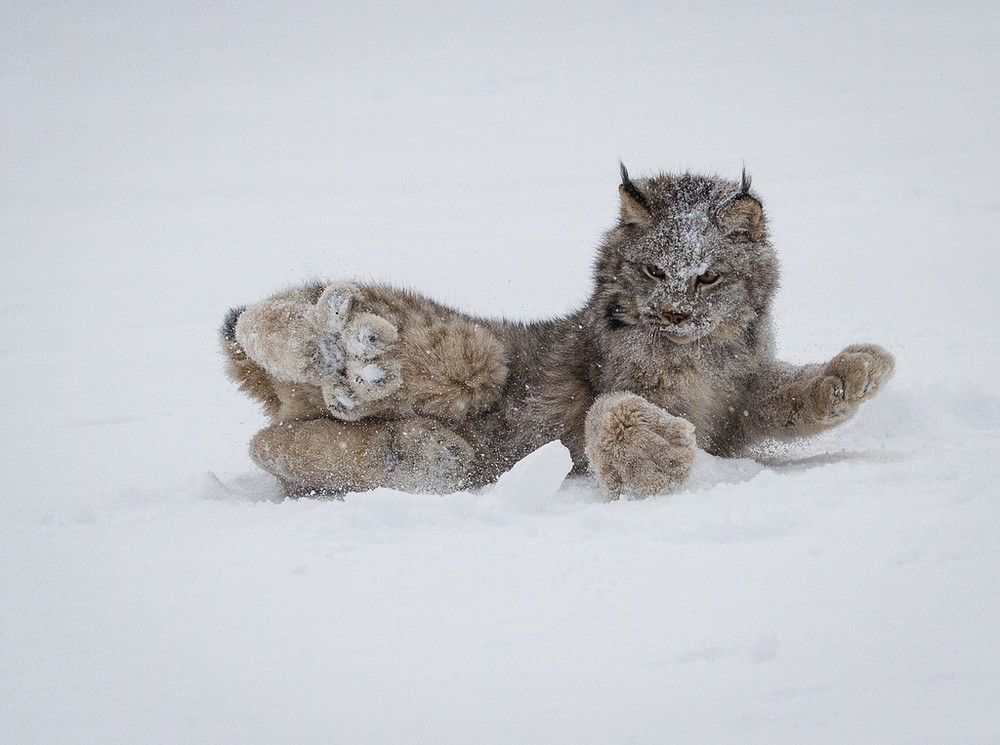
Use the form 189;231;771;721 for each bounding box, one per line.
222;167;894;498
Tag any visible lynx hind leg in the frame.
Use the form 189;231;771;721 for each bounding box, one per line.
805;343;895;424
584;392;696;500
249;416;474;495
232;281;509;423
340;283;510;422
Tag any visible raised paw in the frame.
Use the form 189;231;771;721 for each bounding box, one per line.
806;343;895;423
584;392;697;500
307;284;403;420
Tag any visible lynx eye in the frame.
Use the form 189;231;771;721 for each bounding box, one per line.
643;264;667;280
696;270;720;286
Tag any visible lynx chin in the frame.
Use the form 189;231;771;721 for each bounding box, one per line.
221;166;894;499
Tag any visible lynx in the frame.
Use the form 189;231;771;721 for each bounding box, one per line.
221;166;894;499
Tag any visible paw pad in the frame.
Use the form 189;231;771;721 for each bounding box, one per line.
308;285;403;419
357;364;386;386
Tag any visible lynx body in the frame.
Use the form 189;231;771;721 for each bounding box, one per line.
222;168;894;498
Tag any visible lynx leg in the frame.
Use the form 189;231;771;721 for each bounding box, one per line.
249;416;474;495
228;282;509;424
746;343;895;442
804;344;895;424
584;392;696;500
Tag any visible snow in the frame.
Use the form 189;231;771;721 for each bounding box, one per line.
489;440;574;507
357;363;385;386
2;1;1000;743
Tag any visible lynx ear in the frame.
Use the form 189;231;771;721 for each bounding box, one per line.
618;163;653;228
718;169;764;239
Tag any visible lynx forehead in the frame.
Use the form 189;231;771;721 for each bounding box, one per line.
639;213;716;285
223;165;894;499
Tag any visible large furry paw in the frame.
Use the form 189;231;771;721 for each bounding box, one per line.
383;419;474;493
805;343;895;423
249;416;472;496
307;284;402;421
584;392;696;500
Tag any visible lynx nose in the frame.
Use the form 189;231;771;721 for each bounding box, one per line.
662;309;691;325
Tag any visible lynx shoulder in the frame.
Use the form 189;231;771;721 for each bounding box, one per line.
222;166;894;498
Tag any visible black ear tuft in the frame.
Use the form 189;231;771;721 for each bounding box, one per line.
619;161;631;186
619;162;651;213
221;305;245;342
716;165;764;239
618;162;653;226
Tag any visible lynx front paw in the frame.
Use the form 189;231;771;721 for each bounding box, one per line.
584;392;696;500
805;343;895;423
308;284;403;421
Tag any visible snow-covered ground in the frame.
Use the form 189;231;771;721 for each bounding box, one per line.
3;2;999;742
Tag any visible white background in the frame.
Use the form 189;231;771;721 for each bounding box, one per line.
2;1;999;742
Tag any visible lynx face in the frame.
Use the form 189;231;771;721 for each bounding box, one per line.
597;169;779;344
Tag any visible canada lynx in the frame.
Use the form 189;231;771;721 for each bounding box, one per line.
222;167;894;498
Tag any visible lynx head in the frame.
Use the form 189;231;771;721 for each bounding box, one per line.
594;165;779;345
